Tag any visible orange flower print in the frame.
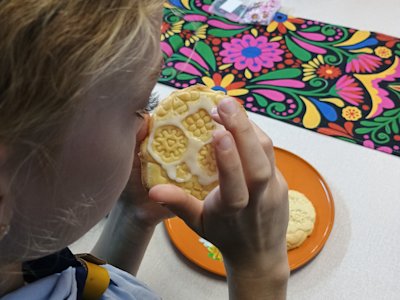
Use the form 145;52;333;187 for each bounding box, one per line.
302;55;341;81
316;65;342;80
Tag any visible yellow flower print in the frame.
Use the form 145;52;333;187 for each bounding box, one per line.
302;55;324;81
202;73;248;96
374;46;393;59
267;13;304;34
342;106;362;121
161;20;184;41
302;55;341;81
181;24;209;47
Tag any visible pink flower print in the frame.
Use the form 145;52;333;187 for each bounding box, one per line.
354;56;399;118
220;34;284;72
346;54;382;73
183;14;207;22
161;41;173;58
363;140;393;154
334;75;364;106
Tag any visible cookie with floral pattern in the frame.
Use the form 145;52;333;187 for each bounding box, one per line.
286;190;316;250
140;85;225;200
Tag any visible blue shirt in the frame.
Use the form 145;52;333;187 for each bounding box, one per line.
2;264;160;300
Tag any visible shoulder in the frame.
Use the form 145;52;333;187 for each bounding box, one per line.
101;264;161;300
2;267;78;300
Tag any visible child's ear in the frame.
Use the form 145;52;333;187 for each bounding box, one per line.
0;145;11;241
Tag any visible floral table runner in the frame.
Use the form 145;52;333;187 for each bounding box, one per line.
159;0;400;157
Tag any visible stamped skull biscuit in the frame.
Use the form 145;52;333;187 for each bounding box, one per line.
140;85;226;200
286;190;316;250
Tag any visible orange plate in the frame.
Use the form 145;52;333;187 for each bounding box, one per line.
164;147;335;276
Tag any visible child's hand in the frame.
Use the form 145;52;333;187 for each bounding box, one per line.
93;114;174;275
149;98;289;291
121;114;174;228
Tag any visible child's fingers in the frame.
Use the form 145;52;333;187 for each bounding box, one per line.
129;114;150;191
132;114;150;172
213;108;275;166
212;130;249;214
148;184;203;232
217;99;273;193
136;114;150;143
210;107;222;124
251;122;275;166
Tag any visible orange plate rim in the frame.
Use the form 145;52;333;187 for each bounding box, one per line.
164;147;335;276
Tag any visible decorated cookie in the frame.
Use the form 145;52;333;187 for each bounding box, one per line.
140;85;226;200
286;190;316;250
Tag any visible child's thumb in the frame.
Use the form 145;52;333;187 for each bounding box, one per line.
149;184;203;234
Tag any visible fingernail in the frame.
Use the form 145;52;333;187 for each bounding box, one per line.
218;134;232;150
219;98;238;114
136;111;145;119
211;107;218;117
156;201;166;206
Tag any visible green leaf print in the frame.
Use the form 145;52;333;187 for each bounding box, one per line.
251;69;302;82
302;26;321;33
183;21;203;31
195;41;216;71
285;36;312;62
355;108;400;144
177;73;198;80
354;127;371;135
208;28;249;37
169;35;184;52
253;93;268;107
392;121;399;134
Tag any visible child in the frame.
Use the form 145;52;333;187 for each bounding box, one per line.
0;1;289;299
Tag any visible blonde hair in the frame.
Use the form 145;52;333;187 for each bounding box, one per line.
0;0;163;150
0;0;163;267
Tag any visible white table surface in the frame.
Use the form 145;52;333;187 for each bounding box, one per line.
71;1;400;299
